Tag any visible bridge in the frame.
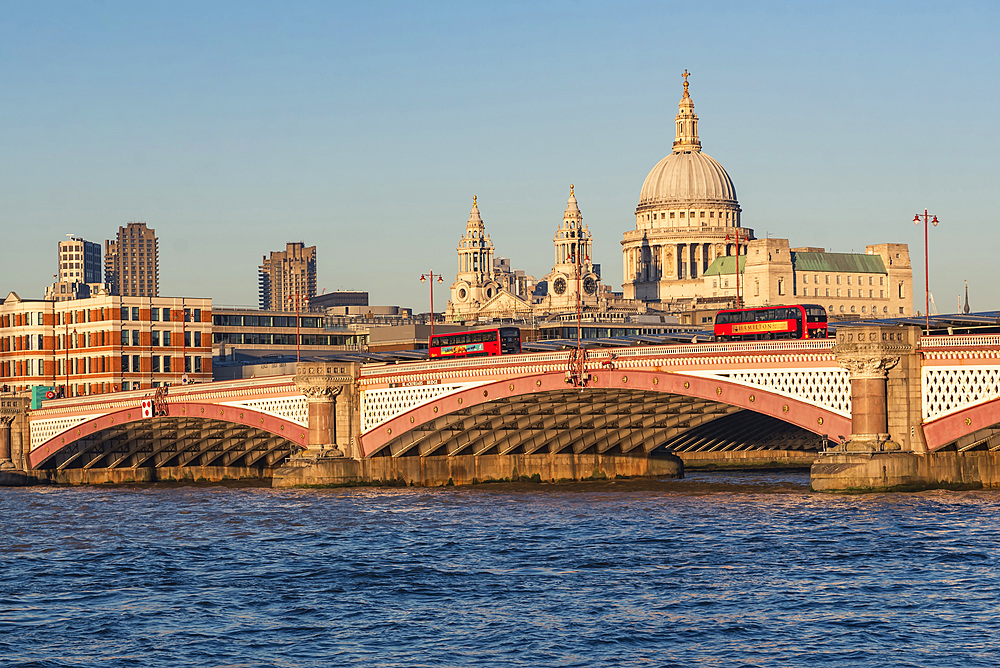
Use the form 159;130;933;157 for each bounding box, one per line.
4;324;1000;490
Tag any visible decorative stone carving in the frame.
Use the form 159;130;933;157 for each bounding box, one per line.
833;326;911;379
836;354;900;380
298;385;344;402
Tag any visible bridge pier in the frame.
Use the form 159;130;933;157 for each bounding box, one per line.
811;324;999;492
293;362;361;459
0;397;29;471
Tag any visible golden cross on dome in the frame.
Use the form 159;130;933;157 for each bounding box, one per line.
473;195;477;206
570;184;575;196
682;69;690;93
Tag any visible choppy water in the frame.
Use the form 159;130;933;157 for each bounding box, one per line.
2;472;1000;667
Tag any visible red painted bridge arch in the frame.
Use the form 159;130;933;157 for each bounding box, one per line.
30;402;308;470
360;369;850;458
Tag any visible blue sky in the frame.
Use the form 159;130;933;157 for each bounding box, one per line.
2;1;997;313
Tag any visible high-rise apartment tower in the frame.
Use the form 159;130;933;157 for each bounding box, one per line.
105;222;159;297
258;242;317;311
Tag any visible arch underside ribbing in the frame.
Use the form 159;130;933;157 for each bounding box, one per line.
32;417;299;470
371;388;824;458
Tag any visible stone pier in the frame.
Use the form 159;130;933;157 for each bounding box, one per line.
290;362;361;458
811;324;994;492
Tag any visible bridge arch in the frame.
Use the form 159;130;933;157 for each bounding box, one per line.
360;370;850;458
923;397;1000;452
29;402;308;470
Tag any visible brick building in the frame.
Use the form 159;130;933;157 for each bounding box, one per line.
0;292;211;396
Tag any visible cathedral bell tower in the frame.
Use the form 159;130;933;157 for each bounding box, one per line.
542;185;600;311
447;196;501;319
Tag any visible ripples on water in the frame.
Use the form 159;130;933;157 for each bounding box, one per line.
2;472;1000;667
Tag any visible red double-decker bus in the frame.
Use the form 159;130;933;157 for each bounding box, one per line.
714;305;828;342
429;327;522;359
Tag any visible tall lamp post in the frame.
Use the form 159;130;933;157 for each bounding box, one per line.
420;272;444;341
725;232;746;308
913;209;939;335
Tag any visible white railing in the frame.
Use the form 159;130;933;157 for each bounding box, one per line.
921;335;1000;349
359;339;836;378
31;375;299;418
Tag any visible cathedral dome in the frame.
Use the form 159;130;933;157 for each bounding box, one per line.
635;72;740;213
638;150;737;206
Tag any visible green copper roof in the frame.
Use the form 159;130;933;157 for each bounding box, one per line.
704;251;887;277
703;255;747;276
790;252;886;274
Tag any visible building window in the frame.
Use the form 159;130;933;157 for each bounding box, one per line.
848;290;852;297
194;357;202;373
162;308;171;321
898;283;905;299
151;308;159;321
836;276;841;285
122;381;131;391
151;356;160;372
163;331;171;346
121;355;128;372
131;307;140;320
778;279;785;296
151;330;159;346
163;356;171;372
185;356;191;373
121;307;129;320
847;276;852;285
132;355;140;372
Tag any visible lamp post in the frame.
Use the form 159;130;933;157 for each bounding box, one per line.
420;272;444;342
288;292;301;363
913;209;939;335
725;232;746;308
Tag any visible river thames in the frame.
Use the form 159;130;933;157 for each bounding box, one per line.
2;472;999;667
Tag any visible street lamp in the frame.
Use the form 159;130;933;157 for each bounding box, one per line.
913;209;939;335
420;272;444;341
724;232;746;308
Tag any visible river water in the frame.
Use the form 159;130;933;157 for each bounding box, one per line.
2;472;999;667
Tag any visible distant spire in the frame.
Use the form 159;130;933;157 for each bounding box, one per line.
466;195;484;230
673;69;702;153
964;279;970;314
564;184;581;220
